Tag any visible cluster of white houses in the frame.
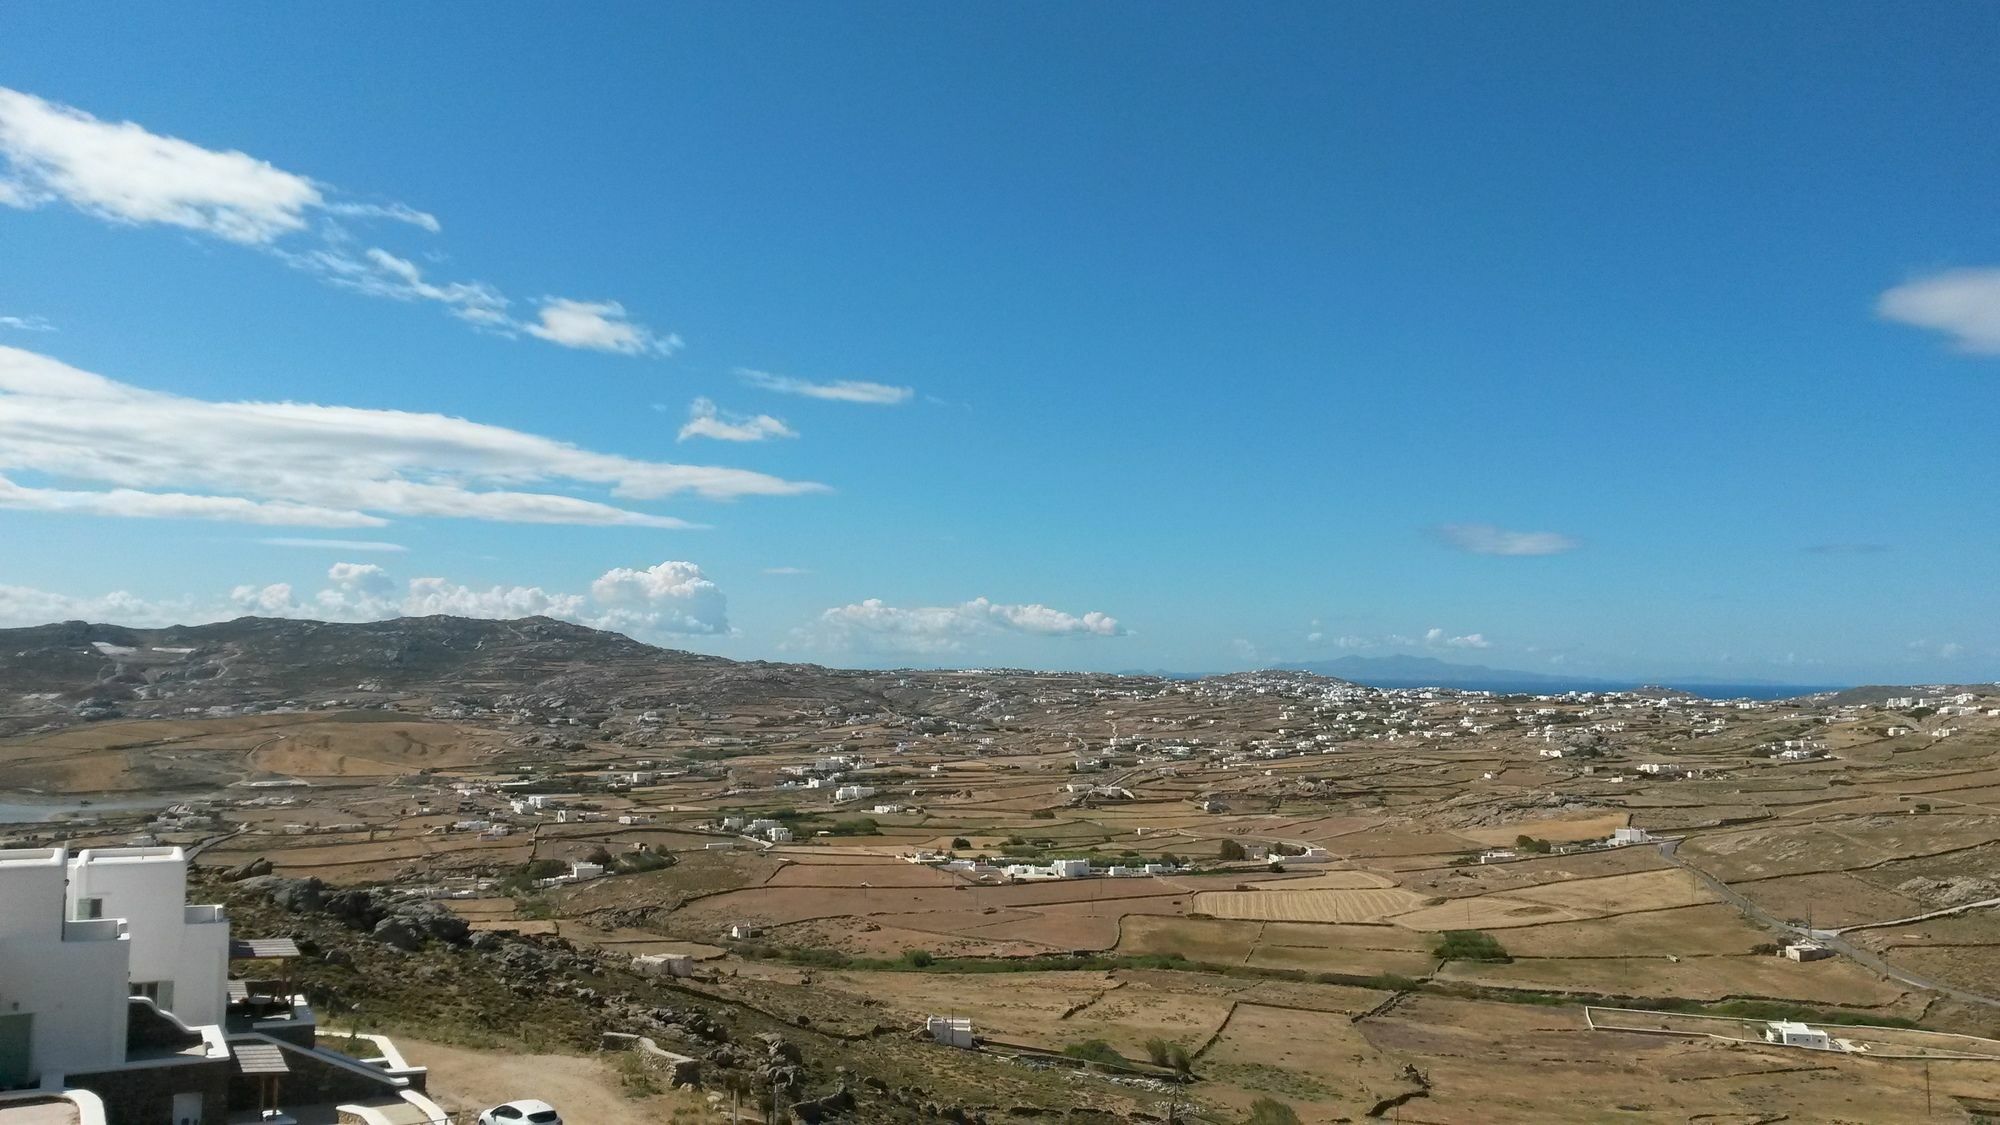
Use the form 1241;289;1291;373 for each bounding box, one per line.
0;846;446;1125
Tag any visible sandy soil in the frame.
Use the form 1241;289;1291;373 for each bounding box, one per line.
393;1036;710;1124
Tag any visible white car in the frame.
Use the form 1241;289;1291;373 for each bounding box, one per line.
477;1101;561;1125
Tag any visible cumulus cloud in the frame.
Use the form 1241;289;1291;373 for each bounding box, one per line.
737;368;913;405
807;596;1123;654
0;315;54;332
678;398;797;443
0;583;202;628
0;86;673;354
589;561;728;635
1878;268;2000;355
1437;523;1579;556
0;344;824;529
233;559;728;638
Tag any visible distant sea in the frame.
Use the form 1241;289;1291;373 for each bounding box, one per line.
1343;678;1846;700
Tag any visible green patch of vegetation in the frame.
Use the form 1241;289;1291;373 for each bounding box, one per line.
1514;835;1554;854
611;848;673;874
824;817;882;836
495;858;568;895
1061;1038;1126;1066
1433;930;1511;962
1217;838;1248;861
901;948;935;968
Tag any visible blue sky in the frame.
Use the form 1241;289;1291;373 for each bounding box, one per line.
1;4;1996;682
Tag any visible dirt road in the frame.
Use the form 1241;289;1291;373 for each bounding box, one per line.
393;1036;713;1124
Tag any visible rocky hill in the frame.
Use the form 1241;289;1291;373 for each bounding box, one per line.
0;615;890;728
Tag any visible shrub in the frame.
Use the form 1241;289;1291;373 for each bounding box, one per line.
903;948;935;968
1030;808;1057;819
1247;1097;1302;1125
1433;930;1510;962
1217;839;1247;861
951;837;972;850
1062;1039;1125;1066
1143;1037;1191;1071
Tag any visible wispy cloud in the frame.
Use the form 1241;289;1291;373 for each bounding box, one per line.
258;537;408;553
0;86;674;355
678;397;797;443
525;298;682;357
1437;523;1579;556
737;368;913;405
763;566;812;576
1878;268;2000;355
0;315;55;333
0;344;825;529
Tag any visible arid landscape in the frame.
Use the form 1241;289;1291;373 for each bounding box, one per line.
5;615;1999;1122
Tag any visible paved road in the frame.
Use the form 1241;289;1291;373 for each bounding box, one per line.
1656;839;2000;1009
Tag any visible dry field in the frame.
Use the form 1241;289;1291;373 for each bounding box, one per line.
1192;887;1430;923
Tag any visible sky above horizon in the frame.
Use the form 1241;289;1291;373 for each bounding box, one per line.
2;5;1997;685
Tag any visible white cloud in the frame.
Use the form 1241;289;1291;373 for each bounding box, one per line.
0;86;674;355
0;86;323;244
525;299;683;357
0;344;825;529
763;566;811;576
1438;523;1579;556
807;596;1123;653
0;315;54;332
678;398;797;443
228;559;727;638
0;474;384;526
737;368;913;405
1421;627;1491;649
589;561;728;635
258;537;407;552
0;583;200;628
1878;268;2000;355
294;247;510;326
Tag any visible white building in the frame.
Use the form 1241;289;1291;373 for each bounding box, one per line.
925;1016;974;1048
633;953;695;978
834;785;876;803
567;861;605;881
1611;827;1652;845
1762;1020;1833;1049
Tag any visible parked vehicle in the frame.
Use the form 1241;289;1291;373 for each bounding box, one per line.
477;1100;561;1125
